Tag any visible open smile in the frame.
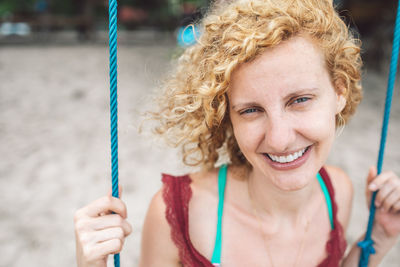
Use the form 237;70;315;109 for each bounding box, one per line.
263;145;312;170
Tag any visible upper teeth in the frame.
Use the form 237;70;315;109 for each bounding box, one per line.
268;148;307;163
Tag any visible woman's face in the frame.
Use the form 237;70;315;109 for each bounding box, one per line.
228;36;345;191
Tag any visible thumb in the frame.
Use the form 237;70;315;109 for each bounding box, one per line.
367;166;377;185
108;185;123;198
99;185;123;216
365;166;377;208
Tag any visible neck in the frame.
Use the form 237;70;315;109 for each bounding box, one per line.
247;168;319;224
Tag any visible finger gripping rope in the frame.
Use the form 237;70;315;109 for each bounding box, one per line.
108;0;120;266
357;0;400;266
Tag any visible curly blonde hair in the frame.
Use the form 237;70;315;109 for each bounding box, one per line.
151;0;362;169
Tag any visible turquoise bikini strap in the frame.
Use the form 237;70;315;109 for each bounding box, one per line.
317;172;334;229
211;168;333;264
211;164;228;264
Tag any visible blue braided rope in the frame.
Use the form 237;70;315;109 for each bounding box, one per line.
108;0;120;266
357;1;400;266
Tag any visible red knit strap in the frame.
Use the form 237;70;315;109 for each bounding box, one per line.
317;167;347;267
161;174;214;267
161;169;346;267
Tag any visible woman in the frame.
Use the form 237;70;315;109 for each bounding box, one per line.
74;0;400;266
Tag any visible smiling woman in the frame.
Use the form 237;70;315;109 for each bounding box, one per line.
73;0;400;266
152;0;362;171
228;35;343;189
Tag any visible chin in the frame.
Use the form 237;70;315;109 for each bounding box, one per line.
271;175;311;191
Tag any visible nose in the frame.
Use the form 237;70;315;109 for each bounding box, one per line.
264;114;296;153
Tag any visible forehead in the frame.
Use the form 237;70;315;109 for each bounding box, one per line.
229;36;330;99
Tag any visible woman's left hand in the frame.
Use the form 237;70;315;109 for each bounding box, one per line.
367;166;400;237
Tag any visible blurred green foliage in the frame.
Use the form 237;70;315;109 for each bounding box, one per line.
0;0;36;17
0;0;208;16
0;0;208;30
0;0;75;17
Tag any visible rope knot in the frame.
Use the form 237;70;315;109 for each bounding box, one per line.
357;238;376;254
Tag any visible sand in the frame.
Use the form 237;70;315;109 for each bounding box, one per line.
0;41;399;266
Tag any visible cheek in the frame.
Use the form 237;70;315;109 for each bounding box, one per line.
302;112;335;133
231;116;265;150
297;107;337;147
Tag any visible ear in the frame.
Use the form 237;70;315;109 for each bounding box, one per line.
336;93;346;114
334;81;347;114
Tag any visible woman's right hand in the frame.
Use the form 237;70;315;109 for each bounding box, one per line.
74;188;132;267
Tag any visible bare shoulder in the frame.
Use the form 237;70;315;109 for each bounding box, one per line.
324;165;353;191
187;168;222;258
324;165;354;230
189;168;219;192
139;189;180;267
139;169;219;266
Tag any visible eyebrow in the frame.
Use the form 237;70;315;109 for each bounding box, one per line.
231;88;319;110
231;101;260;110
284;87;319;101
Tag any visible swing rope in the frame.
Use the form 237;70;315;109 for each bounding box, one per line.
108;0;120;266
357;0;400;266
106;0;399;266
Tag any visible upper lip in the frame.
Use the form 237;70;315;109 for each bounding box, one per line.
263;146;310;157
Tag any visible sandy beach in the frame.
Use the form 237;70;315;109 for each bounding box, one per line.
0;40;399;266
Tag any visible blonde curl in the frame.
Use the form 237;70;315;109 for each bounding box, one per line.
150;0;362;170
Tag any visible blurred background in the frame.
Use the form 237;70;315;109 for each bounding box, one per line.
0;0;399;266
0;0;399;69
0;0;207;44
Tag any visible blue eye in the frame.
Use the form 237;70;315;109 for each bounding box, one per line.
240;108;258;115
293;97;310;104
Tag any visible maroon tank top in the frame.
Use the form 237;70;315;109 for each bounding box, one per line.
161;167;347;266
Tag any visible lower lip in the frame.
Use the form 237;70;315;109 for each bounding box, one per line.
264;146;312;171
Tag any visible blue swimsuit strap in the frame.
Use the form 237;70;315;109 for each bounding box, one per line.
211;165;334;264
317;172;334;229
211;164;228;265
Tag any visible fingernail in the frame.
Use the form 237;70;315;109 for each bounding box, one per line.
375;201;380;207
369;183;377;191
